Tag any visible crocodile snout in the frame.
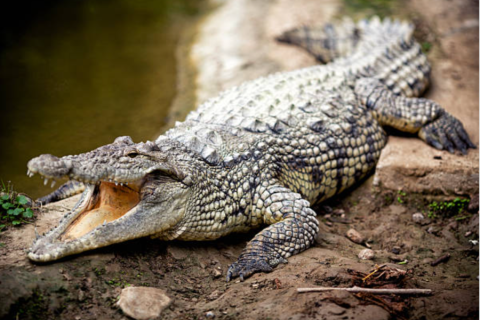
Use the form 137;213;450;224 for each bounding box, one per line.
27;154;72;179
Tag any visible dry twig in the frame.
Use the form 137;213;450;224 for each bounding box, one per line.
297;286;432;295
430;253;450;266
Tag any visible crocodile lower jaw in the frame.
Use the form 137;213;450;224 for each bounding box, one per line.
28;181;142;262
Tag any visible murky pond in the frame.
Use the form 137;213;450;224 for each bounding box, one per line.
0;0;206;198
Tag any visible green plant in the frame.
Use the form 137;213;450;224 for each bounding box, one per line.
421;41;432;53
428;197;470;219
0;181;34;231
427;211;437;219
397;190;407;204
105;278;130;288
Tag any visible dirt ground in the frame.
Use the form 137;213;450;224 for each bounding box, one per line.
0;0;479;319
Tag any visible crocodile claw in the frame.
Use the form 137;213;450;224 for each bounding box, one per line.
419;112;476;155
226;253;287;282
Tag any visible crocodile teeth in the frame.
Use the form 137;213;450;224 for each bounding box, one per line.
44;178;49;186
51;180;56;188
27;170;35;178
34;227;40;240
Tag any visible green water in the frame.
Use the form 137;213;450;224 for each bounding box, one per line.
0;0;206;198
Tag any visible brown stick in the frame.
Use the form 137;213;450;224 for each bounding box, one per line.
297;286;432;295
430;253;450;266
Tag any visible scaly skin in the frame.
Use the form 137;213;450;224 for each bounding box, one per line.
26;17;474;281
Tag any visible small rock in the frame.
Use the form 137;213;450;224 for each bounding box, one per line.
327;304;346;315
322;205;333;213
207;290;222;301
346;228;364;244
77;290;85;302
206;311;215;318
167;246;190;260
391;246;401;254
468;194;479;212
213;269;222;278
117;287;172;320
465;231;472;237
447;220;458;231
412;212;425;223
358;249;375;260
427;226;441;235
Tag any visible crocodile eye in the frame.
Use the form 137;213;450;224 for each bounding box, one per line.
127;152;139;158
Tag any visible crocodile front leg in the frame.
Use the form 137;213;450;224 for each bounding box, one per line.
355;77;475;154
36;180;85;205
226;185;319;281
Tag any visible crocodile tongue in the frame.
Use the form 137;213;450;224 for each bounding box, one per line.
60;182;140;241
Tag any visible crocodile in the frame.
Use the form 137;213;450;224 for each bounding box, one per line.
26;17;475;281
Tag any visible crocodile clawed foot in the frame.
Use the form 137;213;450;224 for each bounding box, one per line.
419;112;476;155
226;253;287;282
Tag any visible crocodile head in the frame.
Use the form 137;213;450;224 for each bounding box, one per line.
27;136;196;262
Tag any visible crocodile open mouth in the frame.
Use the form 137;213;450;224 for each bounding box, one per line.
59;182;140;241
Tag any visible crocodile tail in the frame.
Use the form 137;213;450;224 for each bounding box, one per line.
278;17;430;97
276;17;361;64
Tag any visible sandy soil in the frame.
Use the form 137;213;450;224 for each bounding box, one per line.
0;0;478;319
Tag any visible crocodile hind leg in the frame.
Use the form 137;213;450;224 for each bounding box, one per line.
354;77;476;154
37;181;85;205
226;186;319;281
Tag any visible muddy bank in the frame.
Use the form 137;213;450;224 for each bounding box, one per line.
0;0;478;319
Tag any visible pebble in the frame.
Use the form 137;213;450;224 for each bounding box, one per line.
412;212;425;223
358;248;375;260
346;228;364;244
322;205;333;213
427;226;441;235
206;311;215;318
468;193;479;212
391;246;401;254
465;231;472;237
117;287;172;320
213;269;222;278
332;209;345;216
207;290;221;301
77;290;85;302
